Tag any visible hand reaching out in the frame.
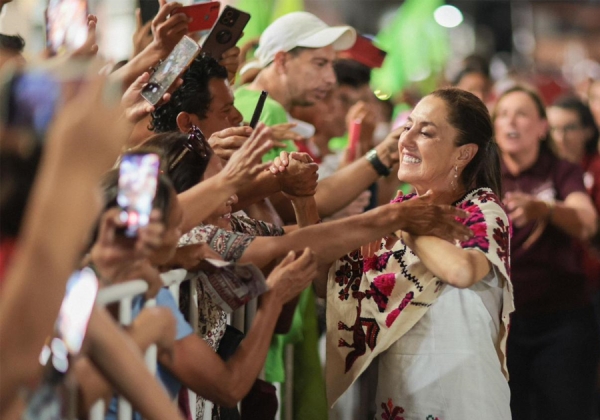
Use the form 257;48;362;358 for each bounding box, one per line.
71;15;99;57
121;71;179;123
207;126;253;160
269;151;319;197
219;46;241;84
150;0;190;59
503;191;547;228
169;243;224;271
265;248;318;305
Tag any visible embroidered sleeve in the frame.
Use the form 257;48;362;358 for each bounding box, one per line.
230;215;284;237
178;224;254;262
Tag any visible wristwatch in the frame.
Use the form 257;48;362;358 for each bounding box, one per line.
365;149;391;177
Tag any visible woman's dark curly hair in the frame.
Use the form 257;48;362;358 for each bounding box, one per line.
150;55;228;133
141;132;213;194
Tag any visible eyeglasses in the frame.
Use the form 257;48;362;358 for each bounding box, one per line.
169;125;210;171
549;124;583;136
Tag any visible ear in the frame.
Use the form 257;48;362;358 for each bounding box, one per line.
176;112;193;133
272;51;289;74
456;143;479;168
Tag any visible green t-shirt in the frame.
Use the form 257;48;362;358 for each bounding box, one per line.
234;85;298;162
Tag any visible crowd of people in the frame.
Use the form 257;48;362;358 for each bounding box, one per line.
1;1;600;419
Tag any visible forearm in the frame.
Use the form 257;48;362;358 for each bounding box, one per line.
315;157;379;217
86;307;183;420
549;201;597;240
402;234;491;288
290;196;320;228
110;44;162;88
0;170;102;401
179;174;238;232
234;171;280;211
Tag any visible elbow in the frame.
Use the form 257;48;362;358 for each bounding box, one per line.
443;260;477;289
213;377;247;408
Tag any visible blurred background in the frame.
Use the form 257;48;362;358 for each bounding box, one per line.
2;0;599;107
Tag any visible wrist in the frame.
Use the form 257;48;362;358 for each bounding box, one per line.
541;199;555;222
373;143;394;168
365;149;392;177
260;290;284;315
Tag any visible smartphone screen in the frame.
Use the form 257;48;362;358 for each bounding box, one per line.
139;0;160;25
56;267;99;355
46;0;89;56
201;5;250;60
117;153;160;238
141;35;201;105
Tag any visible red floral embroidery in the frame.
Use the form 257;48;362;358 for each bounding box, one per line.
493;216;511;276
381;398;405;420
390;192;417;204
364;251;393;273
373;273;396;296
457;201;490;253
385;291;414;327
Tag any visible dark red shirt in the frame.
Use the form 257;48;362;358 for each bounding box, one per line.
502;148;588;316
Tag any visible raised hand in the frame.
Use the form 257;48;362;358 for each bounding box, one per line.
168;243;224;271
71;15;99;57
219;46;241;84
90;208;164;284
269;122;304;143
269;151;319;197
150;1;189;59
503;191;547;228
219;122;274;188
207;126;253;160
345;101;376;155
265;248;318;305
121;71;178;123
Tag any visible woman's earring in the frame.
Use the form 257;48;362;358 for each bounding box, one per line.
451;165;458;191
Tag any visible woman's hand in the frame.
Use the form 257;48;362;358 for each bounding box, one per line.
269;151;319;197
71;15;99;57
90;209;164;284
131;307;177;361
265;248;318;305
503;191;548;228
219;122;274;188
269;123;304;143
207;126;253;160
121;72;178;124
393;193;472;242
149;0;189;59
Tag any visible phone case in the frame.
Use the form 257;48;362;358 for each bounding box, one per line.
202;5;251;60
45;0;90;56
141;35;201;106
139;0;160;25
174;1;220;33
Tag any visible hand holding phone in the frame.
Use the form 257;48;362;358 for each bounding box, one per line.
173;1;220;33
117;153;161;238
46;0;90;56
202;5;250;60
141;35;201;106
249;90;268;129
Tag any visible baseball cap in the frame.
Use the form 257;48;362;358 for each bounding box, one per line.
254;12;356;68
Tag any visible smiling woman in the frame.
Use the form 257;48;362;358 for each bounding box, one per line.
326;87;513;419
493;86;600;420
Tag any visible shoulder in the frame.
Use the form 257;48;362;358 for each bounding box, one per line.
456;188;509;232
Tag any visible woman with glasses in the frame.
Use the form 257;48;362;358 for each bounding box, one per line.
493;86;599;420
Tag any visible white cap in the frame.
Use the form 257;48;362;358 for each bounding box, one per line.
254;12;356;68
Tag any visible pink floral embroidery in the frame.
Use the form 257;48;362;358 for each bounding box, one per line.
493;216;511;276
457;201;490;252
385;291;414;327
364;251;393;273
381;398;405;420
390;192;417;204
373;273;396;296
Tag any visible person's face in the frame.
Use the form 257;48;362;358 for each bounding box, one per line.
547;107;591;163
493;91;547;158
194;78;243;137
456;72;490;102
283;45;337;107
397;95;463;194
202;155;238;229
151;191;183;265
589;81;600;130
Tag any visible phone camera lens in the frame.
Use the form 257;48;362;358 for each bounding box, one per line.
216;30;232;44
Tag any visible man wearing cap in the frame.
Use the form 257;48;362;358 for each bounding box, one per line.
234;11;356;163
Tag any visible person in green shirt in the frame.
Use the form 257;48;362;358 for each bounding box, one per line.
234;11;356;163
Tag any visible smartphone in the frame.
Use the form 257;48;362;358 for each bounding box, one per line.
55;267;99;355
173;1;220;33
117;153;161;238
141;35;201;106
201;5;250;60
249;90;268;129
45;0;89;56
139;0;160;25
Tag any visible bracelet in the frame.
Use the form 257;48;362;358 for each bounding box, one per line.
365;149;391;177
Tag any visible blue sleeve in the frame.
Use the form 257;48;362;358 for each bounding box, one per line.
131;288;193;340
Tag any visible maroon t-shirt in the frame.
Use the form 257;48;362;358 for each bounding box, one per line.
502;148;588;316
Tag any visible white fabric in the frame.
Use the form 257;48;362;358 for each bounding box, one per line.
254;12;356;68
375;269;511;419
